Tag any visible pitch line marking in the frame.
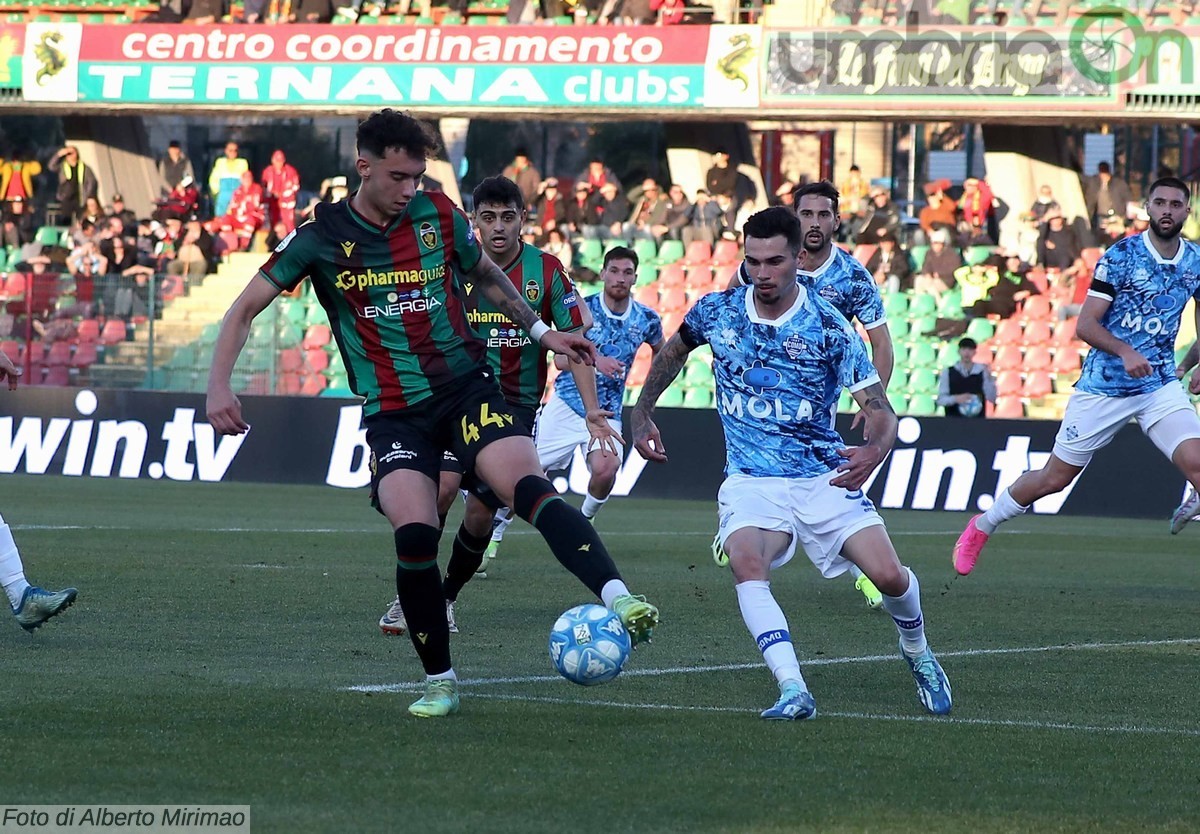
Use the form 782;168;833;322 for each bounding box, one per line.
347;636;1200;693
464;692;1200;738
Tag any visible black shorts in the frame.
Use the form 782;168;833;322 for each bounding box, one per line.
453;404;537;511
366;370;530;510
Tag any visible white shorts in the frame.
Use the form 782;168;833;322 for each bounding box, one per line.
1053;384;1200;467
535;395;622;472
715;473;885;578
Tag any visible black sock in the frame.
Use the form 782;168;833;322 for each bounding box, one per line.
443;523;490;603
394;524;450;676
513;476;620;597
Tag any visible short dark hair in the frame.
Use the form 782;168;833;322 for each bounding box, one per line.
514;147;530;159
1148;176;1191;202
742;206;803;255
356;109;442;160
792;179;840;217
1097;161;1111;174
603;245;638;271
958;337;977;350
473;176;524;212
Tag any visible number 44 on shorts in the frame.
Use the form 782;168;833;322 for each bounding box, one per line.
461;402;514;444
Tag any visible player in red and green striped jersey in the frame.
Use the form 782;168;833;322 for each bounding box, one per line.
206;109;659;719
378;176;623;636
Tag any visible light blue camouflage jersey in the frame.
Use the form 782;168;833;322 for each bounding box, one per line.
679;285;880;478
738;246;887;330
1076;232;1200;398
554;294;663;418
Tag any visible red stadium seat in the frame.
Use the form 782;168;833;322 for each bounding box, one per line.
713;263;738;287
45;341;72;367
992;344;1024;371
279;348;304;374
972;345;993;365
24;342;44;366
42;365;70;386
658;264;685;287
994;318;1024;345
994;395;1024;418
276;372;302;396
712;239;740;265
685;266;713;289
1020;295;1052;321
300;373;327;396
301;324;331;350
100;319;127;345
1081;247;1103;273
77;318;101;343
681;240;712;266
1024;370;1054;398
0;340;18;363
1051;348;1082;373
851;245;877;267
71;342;98;369
659;287;687;313
1024;345;1053;370
996;370;1023;397
634;285;659;308
1022;320;1052;345
1052;318;1078;345
1025;269;1049;295
305;348;330;373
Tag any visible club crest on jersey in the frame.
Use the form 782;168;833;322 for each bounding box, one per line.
419;222;438;250
524;279;541;303
340;241;356;257
782;334;808;360
818;285;838;303
741;360;782;394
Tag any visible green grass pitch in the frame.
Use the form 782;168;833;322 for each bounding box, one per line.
2;474;1198;833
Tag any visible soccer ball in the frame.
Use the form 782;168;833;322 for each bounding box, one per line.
548;604;631;686
959;394;983;417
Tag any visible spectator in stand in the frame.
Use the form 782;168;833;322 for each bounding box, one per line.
913;227;963;296
958;177;997;245
155;174;201;223
81;196;105;229
660;184;692;241
1125;207;1151;238
166;217;215;286
208;141;249;218
1038;208;1084;279
1084;161;1133;235
651;0;685;23
565;180;604;239
683;188;722;247
501;148;542;210
301;174;350;221
865;231;912;292
209;170;265;253
1029;183;1060;223
530;178;566;242
69;239;107;317
623;179;669;242
937;337;997;418
0;148;42;208
261;149;300;235
918;178;956;242
705;148;738;199
33;309;78;348
1015;210;1041;265
2;196;35;248
157;140;194;199
597;180;629;237
48;146;98;224
543;227;573;272
184;0;227;24
838;164;870;240
858;186;901;243
109;194;137;236
714;192;739;240
577;157;620;196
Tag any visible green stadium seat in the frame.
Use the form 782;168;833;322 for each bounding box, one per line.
888;317;910;339
890;368;908;391
441;12;464;23
658;386;685;408
907;341;938;368
907;368;939;393
965;317;995;342
965;246;995;266
908;245;929;266
635;264;658;286
908;293;937;316
466;14;490;24
656;239;684;264
633;238;658;264
906;393;938;416
883;292;908;318
937;342;958;367
838;388;853;413
198;323;220;346
908;315;938;338
937;288;963;315
684;361;714;387
891;342;909;367
35;226;64;248
576;238;603;265
682;387;712;409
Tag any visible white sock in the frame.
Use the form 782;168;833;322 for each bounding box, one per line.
848;563;865;581
881;567;928;657
0;513;31;609
979;488;1029;535
491;508;514;543
428;668;457;682
581;491;608;519
735;580;807;688
600;579;631;609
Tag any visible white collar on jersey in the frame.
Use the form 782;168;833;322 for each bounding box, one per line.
745;282;808;326
798;247;838;279
1140;230;1185;265
599;293;632;321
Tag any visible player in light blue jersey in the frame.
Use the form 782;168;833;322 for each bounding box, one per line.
726;180;894;609
634;207;951;720
488;246;664;553
955;177;1200;572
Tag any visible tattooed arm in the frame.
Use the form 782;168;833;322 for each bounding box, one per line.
631;333;693;462
467;256;596;365
832;381;897;490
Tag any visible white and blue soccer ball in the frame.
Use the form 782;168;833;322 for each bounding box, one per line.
548;604;631;686
959;394;984;418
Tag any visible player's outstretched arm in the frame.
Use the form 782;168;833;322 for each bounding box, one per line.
1075;294;1151;379
470;257;595;365
0;351;21;390
206;273;281;436
833;382;897;490
631;333;692;462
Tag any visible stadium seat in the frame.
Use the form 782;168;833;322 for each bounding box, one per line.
77;318;100;343
883;292;908;318
305;348;329;373
888;317;910;340
42;365;70;386
907;367;938;394
682;240;713;266
45;341;72;367
634;286;659;308
838;388;854;413
684;360;714;387
300;373;328;396
659;287;687;313
713;263;738;288
994;396;1024;418
302;324;331;350
972;344;993;365
996;370;1023;397
908;294;937;316
276;373;302;396
576;238;603;267
1022;320;1052;345
1081;247;1103;273
658;386;686;408
682;387;712;408
851;245;877;267
1021;295;1052;321
906;341;938;368
71;342;98;369
1052;318;1078;345
1050;348;1082;373
658;263;686;287
994;318;1024;345
965;246;995;265
936;341;958;367
965;317;995;342
656;239;684;264
906;394;938;415
992;344;1023;371
1024;371;1054;398
891;342;909;368
633;238;658;265
278;348;304;374
636;264;658;286
712;239;740;265
0;340;19;363
936;288;964;316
